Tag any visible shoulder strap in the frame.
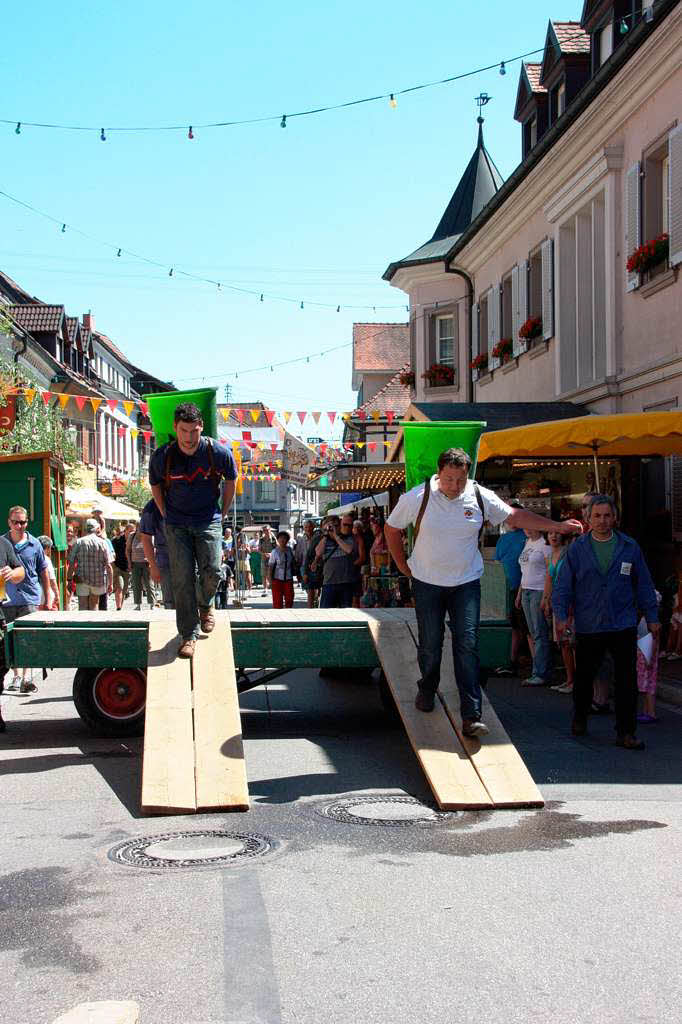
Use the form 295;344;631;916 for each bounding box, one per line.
473;482;486;546
413;479;431;541
163;441;178;492
205;438;222;498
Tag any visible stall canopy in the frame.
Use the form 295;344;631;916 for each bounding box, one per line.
66;486;141;521
308;463;405;493
477;411;682;477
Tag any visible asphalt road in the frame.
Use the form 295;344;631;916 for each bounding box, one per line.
1;592;681;1024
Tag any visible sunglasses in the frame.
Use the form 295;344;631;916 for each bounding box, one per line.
10;519;28;525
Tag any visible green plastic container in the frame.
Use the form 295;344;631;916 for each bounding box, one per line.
142;388;218;444
402;421;487;492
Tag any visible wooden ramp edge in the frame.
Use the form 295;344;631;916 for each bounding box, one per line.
366;619;491;810
400;618;543;809
141;619;249;815
193;620;249;812
141;621;197;814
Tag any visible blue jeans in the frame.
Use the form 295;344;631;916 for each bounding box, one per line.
320;581;355;609
521;588;550;680
165;521;223;640
411;577;482;722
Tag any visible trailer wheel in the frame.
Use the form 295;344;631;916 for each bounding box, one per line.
73;667;146;737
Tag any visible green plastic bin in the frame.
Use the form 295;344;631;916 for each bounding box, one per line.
143;388;218;444
402;421;487;492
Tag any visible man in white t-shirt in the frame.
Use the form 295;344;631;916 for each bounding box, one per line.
385;447;581;734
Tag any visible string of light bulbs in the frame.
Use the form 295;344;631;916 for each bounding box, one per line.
1;25;611;140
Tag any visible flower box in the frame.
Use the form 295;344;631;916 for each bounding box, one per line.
491;338;513;363
470;353;488;372
399;370;415;387
519;316;543;343
421;362;455;387
626;233;669;276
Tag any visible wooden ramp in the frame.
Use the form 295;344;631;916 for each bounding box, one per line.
141;619;249;815
367;616;543;810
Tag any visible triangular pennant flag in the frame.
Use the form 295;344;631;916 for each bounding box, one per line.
90;397;102;413
386;410;395;425
258;441;266;450
57;393;70;409
342;412;352;421
282;411;292;425
41;391;52;406
131;429;139;440
297;411;307;425
319;443;328;455
356;442;365;449
123;400;134;417
250;409;260;423
371;410;380;422
138;401;149;416
344;443;352;451
311;411;321;425
368;442;377;452
107;399;118;412
235;409;244;424
327;411;336;425
384;440;392;447
74;395;87;412
117;425;126;437
271;443;278;453
142;430;152;443
220;407;229;422
264;409;275;426
23;388;36;406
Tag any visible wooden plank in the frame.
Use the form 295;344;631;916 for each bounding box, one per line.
193;621;249;812
367;619;492;810
140;622;196;815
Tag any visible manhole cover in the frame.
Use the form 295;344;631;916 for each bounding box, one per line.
319;795;452;827
108;830;273;869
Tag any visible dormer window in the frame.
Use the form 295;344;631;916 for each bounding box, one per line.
557;82;566;116
524;115;538;154
597;21;613;67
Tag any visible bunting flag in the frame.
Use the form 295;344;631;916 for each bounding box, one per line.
249;409;260;423
384;440;392;447
23;388;36;405
311;411;321;425
90;397;102;412
117;426;126;437
220;407;229;421
235;409;244;424
142;430;152;443
123;400;135;417
319;443;327;456
138;401;149;416
368;442;377;452
297;412;307;425
41;391;52;406
57;393;70;409
106;399;118;412
356;442;365;449
282;411;292;425
357;410;367;421
74;395;87;412
131;428;139;440
327;411;337;425
386;410;395;425
271;443;278;453
371;410;380;422
264;409;275;427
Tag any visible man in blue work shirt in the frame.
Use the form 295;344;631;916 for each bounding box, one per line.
494;498;526;675
138;499;173;609
553;493;659;750
149;402;237;658
3;504;53;692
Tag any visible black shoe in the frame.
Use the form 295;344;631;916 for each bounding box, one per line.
415;691;435;712
591;701;612;715
462;719;490;738
616;734;645;750
571;716;587;737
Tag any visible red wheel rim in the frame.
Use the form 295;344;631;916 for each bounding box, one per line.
92;668;146;720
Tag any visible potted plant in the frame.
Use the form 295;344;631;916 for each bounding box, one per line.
491;338;513;363
519;316;543;343
626;233;669;277
399;369;416;387
421;362;455;387
470;352;488;373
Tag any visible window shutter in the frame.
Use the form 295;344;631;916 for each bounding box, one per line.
669;125;682;268
625;161;641;291
427;314;437;369
471;302;479;378
541;238;554;339
489;285;501;369
409;315;416;376
518;259;529;354
672;456;682;541
511;265;520;357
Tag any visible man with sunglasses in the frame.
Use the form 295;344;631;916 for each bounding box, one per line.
2;505;53;693
315;514;362;609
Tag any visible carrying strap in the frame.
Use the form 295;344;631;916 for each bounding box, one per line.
163;437;222;497
413;477;487;546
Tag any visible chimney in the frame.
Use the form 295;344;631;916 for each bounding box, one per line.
82;311;95;332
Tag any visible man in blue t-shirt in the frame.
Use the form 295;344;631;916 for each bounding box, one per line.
149;402;237;657
139;498;174;610
3;504;52;692
494;498;527;675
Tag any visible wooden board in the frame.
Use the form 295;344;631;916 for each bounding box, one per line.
141;621;197;815
367;618;491;810
437;636;544;808
193;621;249;812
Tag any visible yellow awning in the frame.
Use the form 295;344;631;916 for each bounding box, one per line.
478;412;682;463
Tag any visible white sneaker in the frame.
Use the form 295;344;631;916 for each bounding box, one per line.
134;604;141;611
522;675;546;686
6;676;21;691
553;682;574;694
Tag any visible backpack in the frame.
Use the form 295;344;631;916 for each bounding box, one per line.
414;477;487;546
163;438;222;498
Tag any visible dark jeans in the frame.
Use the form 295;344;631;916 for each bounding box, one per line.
574;628;638;737
131;562;155;607
320;581;355;609
159;565;175;609
411;576;482;722
165;521;222;640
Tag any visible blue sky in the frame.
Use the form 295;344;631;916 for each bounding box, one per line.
1;0;581;440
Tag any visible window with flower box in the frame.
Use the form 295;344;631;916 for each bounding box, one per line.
626;124;682;290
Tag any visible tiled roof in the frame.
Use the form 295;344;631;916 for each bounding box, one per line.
353;323;409;372
65;316;81;348
7;304;65;334
356;364;412;417
552;21;590;53
93;330;129;365
412;401;588;432
524;63;546;93
0;271;36;305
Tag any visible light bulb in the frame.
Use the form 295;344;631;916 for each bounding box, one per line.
300;301;304;309
389;93;397;109
499;62;506;76
116;248;121;257
280;115;287;128
15;122;21;135
188;126;194;139
260;294;264;302
168;268;174;277
100;128;106;142
61;223;66;233
336;306;340;312
619;17;628;33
